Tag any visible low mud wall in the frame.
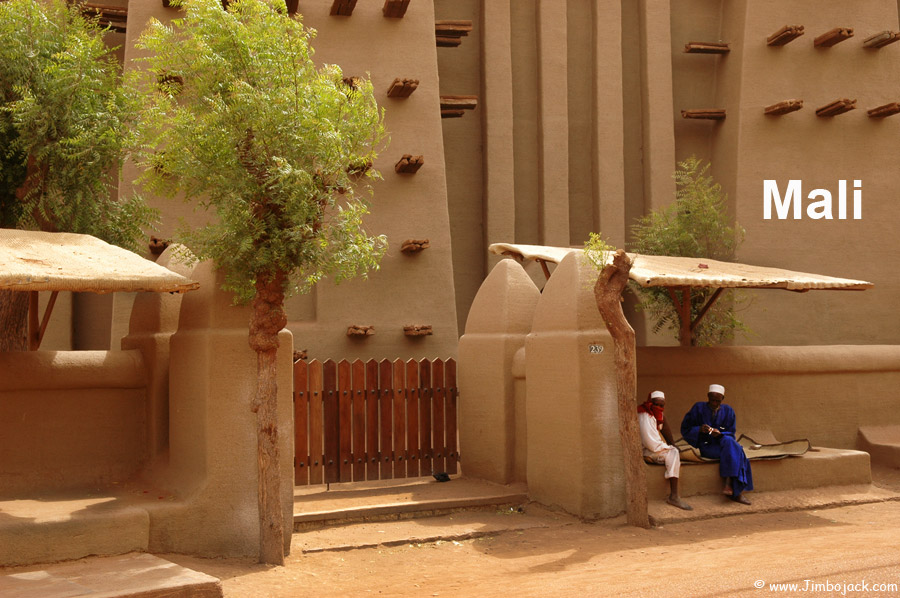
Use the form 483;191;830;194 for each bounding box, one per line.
638;345;900;449
0;350;147;497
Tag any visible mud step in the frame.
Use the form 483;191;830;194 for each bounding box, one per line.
293;477;528;530
0;553;222;598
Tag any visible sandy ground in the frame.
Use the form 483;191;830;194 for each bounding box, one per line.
161;468;900;598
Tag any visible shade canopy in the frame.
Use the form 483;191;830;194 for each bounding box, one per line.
488;243;873;291
0;229;198;294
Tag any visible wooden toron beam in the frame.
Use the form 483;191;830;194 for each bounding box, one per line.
767;25;805;46
683;41;730;54
330;0;357;16
814;27;854;47
383;0;409;18
764;99;803;116
868;102;900;118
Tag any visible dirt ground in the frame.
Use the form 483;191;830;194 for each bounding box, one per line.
163;469;900;598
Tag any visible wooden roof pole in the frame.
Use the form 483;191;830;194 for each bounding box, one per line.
28;290;60;351
667;286;693;346
594;249;649;529
690;287;724;333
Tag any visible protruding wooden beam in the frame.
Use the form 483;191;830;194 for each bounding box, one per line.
767;25;805;46
387;78;419;98
816;98;856;117
383;0;409;18
863;31;900;49
814;27;854;47
867;102;900;118
436;20;472;47
764;99;803;116
403;324;433;337
149;236;171;255
80;3;127;32
347;325;375;337
400;239;430;253
684;41;730;54
681;109;726;120
440;95;477;119
395;154;424;174
436;37;462;48
330;0;357;16
440;95;478;111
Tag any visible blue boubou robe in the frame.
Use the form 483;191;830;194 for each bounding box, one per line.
680;402;754;497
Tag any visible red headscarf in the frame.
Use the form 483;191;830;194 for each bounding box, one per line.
637;398;664;426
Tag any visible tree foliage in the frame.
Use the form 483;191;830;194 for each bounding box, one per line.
0;0;154;249
130;0;388;303
129;0;388;564
629;157;747;346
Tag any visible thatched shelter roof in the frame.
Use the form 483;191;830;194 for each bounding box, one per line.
488;243;872;291
0;229;197;294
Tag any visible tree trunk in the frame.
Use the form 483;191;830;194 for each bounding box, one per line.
0;290;29;351
593;249;649;528
249;269;288;565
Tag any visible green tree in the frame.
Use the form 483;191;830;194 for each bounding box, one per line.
629;157;747;346
0;0;155;350
130;0;387;564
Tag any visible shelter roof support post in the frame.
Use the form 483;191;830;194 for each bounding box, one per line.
667;286;693;346
594;249;649;528
28;292;38;351
27;290;60;351
690;287;724;333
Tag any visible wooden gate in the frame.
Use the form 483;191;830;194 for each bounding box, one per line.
293;358;459;485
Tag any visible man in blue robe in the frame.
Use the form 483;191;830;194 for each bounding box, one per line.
680;384;753;505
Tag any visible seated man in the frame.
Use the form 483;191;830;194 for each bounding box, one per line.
638;390;692;510
680;384;753;505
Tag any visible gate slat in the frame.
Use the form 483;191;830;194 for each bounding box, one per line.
365;359;379;480
392;359;407;478
446;359;458;474
379;359;394;479
323;360;340;484
419;358;433;475
352;360;367;481
338;360;353;482
432;359;446;475
293;360;309;485
308;360;324;484
405;359;420;478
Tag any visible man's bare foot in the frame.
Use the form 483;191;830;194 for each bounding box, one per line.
667;496;693;511
722;486;733;496
731;494;751;505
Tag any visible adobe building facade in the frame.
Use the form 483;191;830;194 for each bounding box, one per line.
5;0;900;567
27;0;899;353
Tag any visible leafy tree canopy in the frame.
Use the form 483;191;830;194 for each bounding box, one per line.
130;0;388;303
0;0;154;250
629;157;748;346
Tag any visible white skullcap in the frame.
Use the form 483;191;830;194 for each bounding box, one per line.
708;384;725;395
650;391;665;399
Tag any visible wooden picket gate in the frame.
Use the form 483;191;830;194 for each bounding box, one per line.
293;358;459;485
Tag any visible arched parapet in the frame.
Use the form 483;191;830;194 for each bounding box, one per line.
525;252;624;519
459;258;539;483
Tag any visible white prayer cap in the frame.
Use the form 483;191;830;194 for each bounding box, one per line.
650;391;665;400
708;384;725;395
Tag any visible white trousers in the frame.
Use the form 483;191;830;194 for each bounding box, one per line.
645;446;681;479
